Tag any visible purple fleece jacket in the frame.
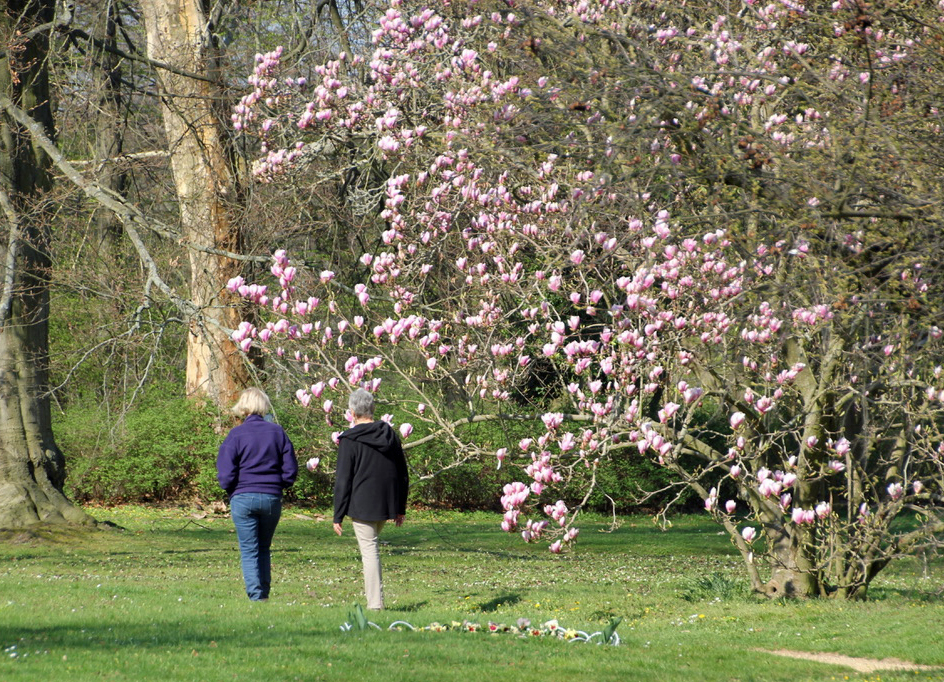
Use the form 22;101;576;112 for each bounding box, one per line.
216;415;298;497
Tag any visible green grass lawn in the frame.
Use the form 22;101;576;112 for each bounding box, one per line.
1;507;941;681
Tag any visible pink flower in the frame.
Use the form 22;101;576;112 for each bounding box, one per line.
741;527;757;543
354;283;370;306
887;482;903;500
730;411;746;429
758;478;782;498
659;402;680;421
725;500;736;514
399;423;413;439
704;487;718;511
912;481;924;495
549;541;563;554
814;502;831;519
306;457;320;472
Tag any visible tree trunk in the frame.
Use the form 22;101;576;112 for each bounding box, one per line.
761;523;819;598
140;0;248;408
90;0;127;257
0;0;92;528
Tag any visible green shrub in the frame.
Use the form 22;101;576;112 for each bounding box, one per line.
58;388;222;503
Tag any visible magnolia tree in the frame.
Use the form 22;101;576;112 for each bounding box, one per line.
228;0;944;598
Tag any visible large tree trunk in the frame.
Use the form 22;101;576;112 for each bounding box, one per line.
0;0;92;528
140;0;248;407
762;525;819;598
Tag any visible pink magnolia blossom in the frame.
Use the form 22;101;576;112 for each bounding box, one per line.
791;507;816;524
758;478;782;498
887;482;903;500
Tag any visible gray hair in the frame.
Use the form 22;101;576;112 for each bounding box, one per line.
348;388;375;419
232;387;272;418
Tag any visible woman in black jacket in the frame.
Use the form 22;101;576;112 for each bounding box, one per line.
333;388;409;610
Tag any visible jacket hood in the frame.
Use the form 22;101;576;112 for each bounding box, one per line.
341;420;400;453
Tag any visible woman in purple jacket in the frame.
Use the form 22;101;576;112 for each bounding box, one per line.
333;388;409;610
217;388;298;601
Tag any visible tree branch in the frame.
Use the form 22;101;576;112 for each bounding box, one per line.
0;93;199;318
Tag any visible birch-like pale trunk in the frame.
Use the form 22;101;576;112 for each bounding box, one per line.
140;0;247;407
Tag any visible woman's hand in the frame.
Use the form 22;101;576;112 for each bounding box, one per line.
333;522;343;536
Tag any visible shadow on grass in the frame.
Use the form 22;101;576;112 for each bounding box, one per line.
387;600;429;613
0;618;338;654
476;593;522;612
865;585;944;603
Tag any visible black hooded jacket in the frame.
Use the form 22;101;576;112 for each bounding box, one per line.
333;420;409;524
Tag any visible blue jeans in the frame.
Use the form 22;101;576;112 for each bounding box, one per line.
230;493;282;600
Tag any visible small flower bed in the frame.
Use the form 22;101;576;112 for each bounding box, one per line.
341;608;621;646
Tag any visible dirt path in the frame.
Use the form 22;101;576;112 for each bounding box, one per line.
762;649;940;673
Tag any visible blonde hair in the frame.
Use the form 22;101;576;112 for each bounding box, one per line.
232;387;272;418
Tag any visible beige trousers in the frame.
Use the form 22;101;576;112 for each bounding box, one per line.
352;519;386;610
